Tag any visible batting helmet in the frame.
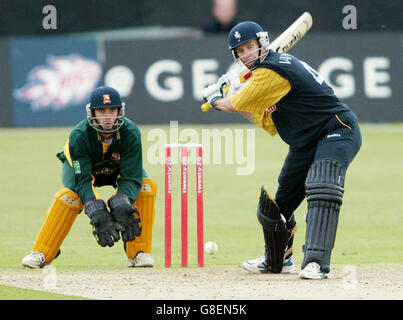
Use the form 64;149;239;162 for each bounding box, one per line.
228;21;270;68
88;86;123;109
86;86;126;133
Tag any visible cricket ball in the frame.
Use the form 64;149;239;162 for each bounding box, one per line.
204;241;218;255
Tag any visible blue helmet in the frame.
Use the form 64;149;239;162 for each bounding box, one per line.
228;21;270;67
89;86;123;109
86;86;126;133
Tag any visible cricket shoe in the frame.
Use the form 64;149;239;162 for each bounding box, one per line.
127;252;155;267
299;262;328;280
241;255;296;274
22;252;46;269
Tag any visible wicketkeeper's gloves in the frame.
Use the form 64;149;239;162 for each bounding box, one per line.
108;194;142;242
85;199;123;247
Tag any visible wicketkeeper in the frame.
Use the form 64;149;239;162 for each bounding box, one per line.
22;86;157;269
202;21;362;279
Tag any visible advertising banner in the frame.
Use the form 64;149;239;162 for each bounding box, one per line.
7;32;402;127
11;37;102;126
103;36;244;124
290;32;403;122
103;32;402;124
0;40;13;127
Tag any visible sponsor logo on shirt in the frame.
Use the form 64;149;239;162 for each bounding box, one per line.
111;153;121;162
267;105;277;114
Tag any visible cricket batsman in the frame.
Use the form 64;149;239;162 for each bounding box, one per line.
22;86;157;268
202;21;362;279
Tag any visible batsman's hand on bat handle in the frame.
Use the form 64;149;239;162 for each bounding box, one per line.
217;70;240;89
201;70;247;112
222;70;242;97
201;101;212;112
201;83;223;111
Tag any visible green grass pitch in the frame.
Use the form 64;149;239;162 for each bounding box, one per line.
0;123;402;298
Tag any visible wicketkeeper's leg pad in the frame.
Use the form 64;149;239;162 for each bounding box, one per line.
125;178;158;259
33;188;83;264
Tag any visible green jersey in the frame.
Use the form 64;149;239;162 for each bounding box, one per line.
57;118;143;204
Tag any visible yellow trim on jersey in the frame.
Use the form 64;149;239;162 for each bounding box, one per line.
91;175;100;199
230;68;291;136
102;142;109;158
335;114;352;130
63;139;73;167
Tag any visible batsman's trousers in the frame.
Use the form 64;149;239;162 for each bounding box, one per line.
275;110;362;220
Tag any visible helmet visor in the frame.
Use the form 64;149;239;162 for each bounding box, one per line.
234;43;268;70
88;116;124;133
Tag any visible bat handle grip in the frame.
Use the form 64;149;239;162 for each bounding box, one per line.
200;71;250;113
201;102;211;112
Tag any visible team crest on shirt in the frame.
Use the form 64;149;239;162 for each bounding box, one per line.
111;153;120;162
234;31;241;41
267;105;277;114
103;94;111;104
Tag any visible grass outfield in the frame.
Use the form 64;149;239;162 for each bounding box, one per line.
0;284;89;300
0;123;402;299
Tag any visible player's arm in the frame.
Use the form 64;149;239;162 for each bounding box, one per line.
65;133;97;204
65;131;124;247
115;126;143;203
203;68;290;114
213;97;237;112
107;126;143;242
230;68;291;113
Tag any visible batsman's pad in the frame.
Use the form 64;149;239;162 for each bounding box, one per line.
305;159;344;205
33;188;83;264
125;178;157;259
302;159;345;273
257;185;289;273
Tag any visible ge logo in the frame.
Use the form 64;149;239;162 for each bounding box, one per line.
105;65;135;98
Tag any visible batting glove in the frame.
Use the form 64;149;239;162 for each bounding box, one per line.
218;70;242;98
202;83;223;110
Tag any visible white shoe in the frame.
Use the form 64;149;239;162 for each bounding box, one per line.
282;256;296;274
241;255;296;274
127;252;154;267
22;252;46;269
299;262;328;279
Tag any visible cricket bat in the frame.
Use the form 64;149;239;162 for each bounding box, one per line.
201;12;313;112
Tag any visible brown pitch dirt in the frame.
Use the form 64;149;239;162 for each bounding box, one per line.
0;264;402;300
